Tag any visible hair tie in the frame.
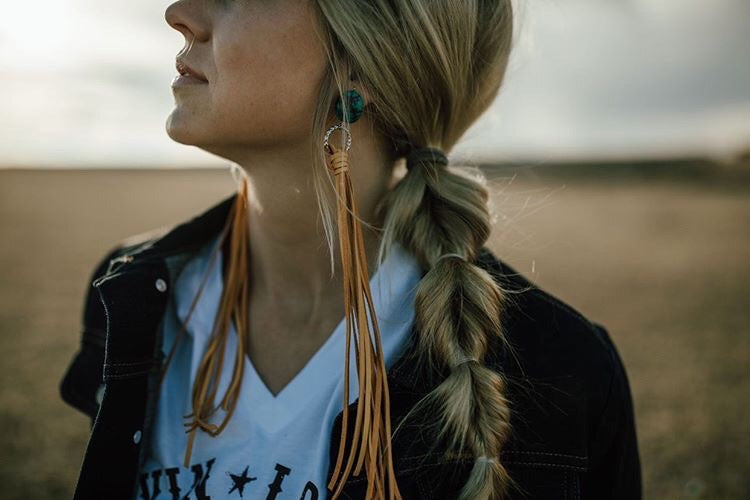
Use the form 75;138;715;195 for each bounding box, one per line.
476;455;498;465
405;146;449;170
436;253;467;265
452;355;478;369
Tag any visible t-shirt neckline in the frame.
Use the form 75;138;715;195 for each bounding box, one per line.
174;232;419;433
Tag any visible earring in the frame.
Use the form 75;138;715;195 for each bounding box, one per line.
323;98;402;499
334;89;365;123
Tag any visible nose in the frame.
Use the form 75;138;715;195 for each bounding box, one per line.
165;0;209;43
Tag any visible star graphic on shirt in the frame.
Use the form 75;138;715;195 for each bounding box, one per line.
228;465;257;497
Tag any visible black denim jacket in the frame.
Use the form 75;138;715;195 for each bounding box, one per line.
60;193;642;499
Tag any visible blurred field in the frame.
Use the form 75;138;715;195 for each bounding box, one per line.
0;167;748;499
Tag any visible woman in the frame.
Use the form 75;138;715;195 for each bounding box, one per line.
60;0;642;499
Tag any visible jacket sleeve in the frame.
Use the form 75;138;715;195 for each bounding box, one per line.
59;244;124;428
585;323;643;499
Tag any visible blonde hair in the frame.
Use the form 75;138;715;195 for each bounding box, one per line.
162;1;518;499
309;1;517;498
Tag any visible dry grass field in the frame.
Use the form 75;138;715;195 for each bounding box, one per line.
0;167;748;499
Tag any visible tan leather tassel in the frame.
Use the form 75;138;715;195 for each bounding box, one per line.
178;171;252;468
324;131;402;500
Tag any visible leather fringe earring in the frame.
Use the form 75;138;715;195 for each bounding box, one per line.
323;118;402;499
179;165;252;468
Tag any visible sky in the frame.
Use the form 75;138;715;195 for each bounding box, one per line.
1;0;748;167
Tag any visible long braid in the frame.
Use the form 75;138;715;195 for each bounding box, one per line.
310;0;516;495
378;153;518;499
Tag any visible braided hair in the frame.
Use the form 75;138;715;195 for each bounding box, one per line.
307;1;518;497
376;144;518;499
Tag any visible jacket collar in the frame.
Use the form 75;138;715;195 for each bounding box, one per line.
101;190;505;395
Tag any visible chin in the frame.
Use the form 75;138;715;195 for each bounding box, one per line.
165;113;203;146
165;117;233;161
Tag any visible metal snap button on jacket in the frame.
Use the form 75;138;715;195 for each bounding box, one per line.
154;278;167;292
133;430;142;444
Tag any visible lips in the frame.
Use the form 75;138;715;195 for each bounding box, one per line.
175;59;208;83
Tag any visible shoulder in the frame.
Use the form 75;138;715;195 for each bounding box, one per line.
472;246;642;496
475;246;625;389
474;247;637;464
59;224;176;420
90;224;175;280
79;225;175;355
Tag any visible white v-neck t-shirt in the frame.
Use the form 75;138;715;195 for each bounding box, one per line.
136;233;423;500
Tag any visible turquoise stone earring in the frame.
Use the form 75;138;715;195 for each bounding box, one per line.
335;89;365;123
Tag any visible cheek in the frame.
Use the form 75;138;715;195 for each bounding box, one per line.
210;21;328;145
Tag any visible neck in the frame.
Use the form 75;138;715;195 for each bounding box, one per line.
231;136;396;328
